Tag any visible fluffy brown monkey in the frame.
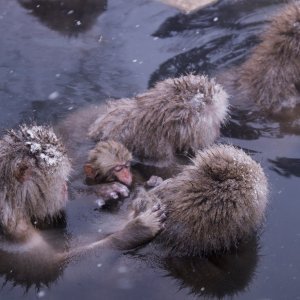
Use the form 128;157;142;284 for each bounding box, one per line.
132;145;268;256
0;125;165;254
88;74;229;166
84;140;133;187
221;2;300;114
57;113;134;202
84;140;164;199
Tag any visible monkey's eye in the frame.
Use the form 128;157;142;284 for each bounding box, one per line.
114;165;124;172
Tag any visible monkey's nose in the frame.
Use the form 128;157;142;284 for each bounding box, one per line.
116;168;133;187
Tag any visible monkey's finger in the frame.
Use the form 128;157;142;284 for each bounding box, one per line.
110;192;119;199
160;213;167;222
152;203;161;212
95;199;105;207
153;207;167;220
117;186;130;198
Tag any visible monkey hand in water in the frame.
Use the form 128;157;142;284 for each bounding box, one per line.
0;124;166;256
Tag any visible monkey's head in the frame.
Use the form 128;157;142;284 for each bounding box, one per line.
138;74;228;153
84;140;133;187
0;125;71;226
265;2;300;57
155;145;268;255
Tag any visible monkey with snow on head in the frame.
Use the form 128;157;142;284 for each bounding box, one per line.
221;2;300;115
132;145;268;256
88;74;229;166
0;125;166;255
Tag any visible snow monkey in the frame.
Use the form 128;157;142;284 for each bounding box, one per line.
221;2;300;114
131;145;268;256
84;140;133;187
88;74;229;166
0;125;165;255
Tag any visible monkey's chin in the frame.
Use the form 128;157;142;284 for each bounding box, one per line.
120;180;133;188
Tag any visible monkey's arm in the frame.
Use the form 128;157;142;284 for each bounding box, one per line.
69;202;165;257
106;205;165;250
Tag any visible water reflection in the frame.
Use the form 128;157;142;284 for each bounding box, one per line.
149;0;300;141
149;0;280;86
135;236;259;298
0;229;68;290
18;0;107;36
269;157;300;178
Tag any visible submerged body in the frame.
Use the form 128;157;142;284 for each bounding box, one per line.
133;145;268;256
0;125;165;256
221;2;300;115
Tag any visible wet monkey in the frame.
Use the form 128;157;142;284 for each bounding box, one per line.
58;74;228;170
131;145;268;256
0;125;165;257
84;140;133;187
220;2;300;115
88;74;229;166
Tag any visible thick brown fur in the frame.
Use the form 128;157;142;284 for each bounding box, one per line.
222;2;300;114
0;125;71;239
0;125;165;253
133;145;268;256
87;140;132;181
88;74;229;166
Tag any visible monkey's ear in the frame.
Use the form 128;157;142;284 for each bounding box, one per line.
14;163;32;183
84;164;96;179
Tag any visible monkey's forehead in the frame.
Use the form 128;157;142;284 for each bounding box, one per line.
5;125;68;168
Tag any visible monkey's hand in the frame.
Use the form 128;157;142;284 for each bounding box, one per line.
109;203;166;250
145;176;164;188
137;203;167;236
94;182;130;206
130;187;163;218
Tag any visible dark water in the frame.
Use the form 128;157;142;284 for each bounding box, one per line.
0;0;300;299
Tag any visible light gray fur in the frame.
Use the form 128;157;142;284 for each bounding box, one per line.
88;74;229;166
221;2;300;114
133;145;268;256
0;125;71;237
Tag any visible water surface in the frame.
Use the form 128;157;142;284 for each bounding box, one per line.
0;0;299;299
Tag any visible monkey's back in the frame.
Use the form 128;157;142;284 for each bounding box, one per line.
88;74;228;165
222;3;300;114
152;145;268;255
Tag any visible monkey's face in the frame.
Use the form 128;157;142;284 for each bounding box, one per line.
84;161;133;187
85;140;133;187
107;162;132;187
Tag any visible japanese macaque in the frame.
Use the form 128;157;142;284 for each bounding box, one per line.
57;113;134;202
84;140;133;187
88;74;229;166
0;125;165;256
221;2;300;115
131;145;268;255
84;140;164;199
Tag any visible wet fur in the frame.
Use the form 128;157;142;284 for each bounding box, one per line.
0;125;165;253
88;74;229;165
87;140;132;180
0;125;71;238
222;2;300;114
133;145;268;256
